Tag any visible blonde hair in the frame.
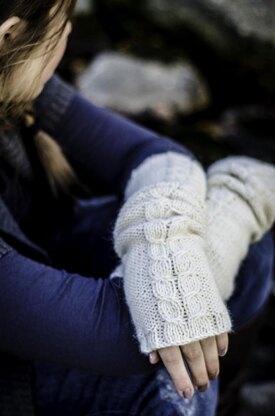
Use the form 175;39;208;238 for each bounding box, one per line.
0;0;90;197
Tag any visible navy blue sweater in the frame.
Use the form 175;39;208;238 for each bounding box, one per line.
0;74;194;377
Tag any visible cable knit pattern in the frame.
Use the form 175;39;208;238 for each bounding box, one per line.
113;152;232;354
205;156;275;301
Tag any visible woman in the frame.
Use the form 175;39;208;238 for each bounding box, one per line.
0;1;274;414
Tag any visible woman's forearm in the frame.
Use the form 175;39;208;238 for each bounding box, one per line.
0;242;163;376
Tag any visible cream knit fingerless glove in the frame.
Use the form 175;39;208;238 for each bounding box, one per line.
112;151;232;354
205;156;275;301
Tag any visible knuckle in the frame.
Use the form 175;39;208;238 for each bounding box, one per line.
184;346;201;361
164;354;178;366
203;336;213;346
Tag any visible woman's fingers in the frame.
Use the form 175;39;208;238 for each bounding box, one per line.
149;333;229;395
157;345;195;399
180;341;210;392
200;336;220;380
216;332;229;357
149;334;229;363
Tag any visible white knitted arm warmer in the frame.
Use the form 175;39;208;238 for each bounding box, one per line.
205;156;275;301
112;151;232;354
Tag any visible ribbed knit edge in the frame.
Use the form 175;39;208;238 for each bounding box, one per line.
34;74;75;136
138;311;232;354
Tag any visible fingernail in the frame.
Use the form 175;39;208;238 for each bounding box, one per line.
209;370;219;380
184;388;193;399
198;384;209;393
219;348;228;357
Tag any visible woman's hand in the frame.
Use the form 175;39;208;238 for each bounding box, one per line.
149;333;228;399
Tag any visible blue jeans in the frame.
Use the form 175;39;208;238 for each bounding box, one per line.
34;195;274;416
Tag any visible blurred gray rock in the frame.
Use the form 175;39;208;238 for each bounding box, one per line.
239;381;275;416
148;0;275;45
75;0;94;15
209;0;275;43
76;52;210;120
145;0;275;92
146;0;275;47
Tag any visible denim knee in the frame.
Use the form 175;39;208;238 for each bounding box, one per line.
226;231;274;330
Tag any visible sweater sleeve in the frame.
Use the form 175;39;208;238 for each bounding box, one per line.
34;74;194;198
0;237;163;377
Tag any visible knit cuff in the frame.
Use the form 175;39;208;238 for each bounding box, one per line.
33;73;75;136
137;310;232;354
